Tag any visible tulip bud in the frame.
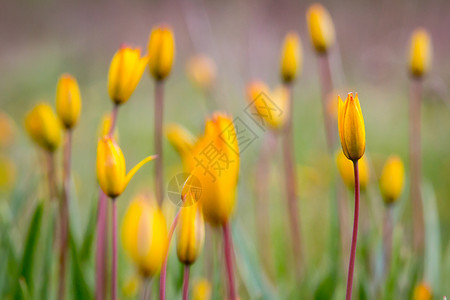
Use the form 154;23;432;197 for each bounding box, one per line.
24;103;62;152
0;155;16;191
96;136;156;198
412;282;432;300
280;32;302;83
183;113;240;225
338;93;365;161
166;123;196;172
246;80;269;103
408;28;432;78
108;46;148;105
336;150;369;190
0;112;15;148
306;3;335;53
186;54;217;92
98;113;119;141
56;74;82;129
192;278;212;300
176;201;205;265
121;195;168;277
148;26;175;81
379;156;405;205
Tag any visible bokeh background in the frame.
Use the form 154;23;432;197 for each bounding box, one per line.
1;0;450;299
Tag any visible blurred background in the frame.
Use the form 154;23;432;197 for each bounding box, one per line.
1;0;450;299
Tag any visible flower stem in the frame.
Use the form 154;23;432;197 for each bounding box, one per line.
154;80;164;206
346;160;360;300
223;222;236;300
182;265;190;300
96;104;119;300
159;210;180;300
383;206;393;275
46;151;58;201
281;83;303;277
112;199;118;300
317;53;335;150
409;77;424;252
58;130;72;300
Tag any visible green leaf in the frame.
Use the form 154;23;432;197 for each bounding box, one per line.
38;203;57;300
79;197;98;261
14;201;44;300
232;221;278;300
69;228;92;300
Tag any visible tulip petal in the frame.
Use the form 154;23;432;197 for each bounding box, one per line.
123;155;158;191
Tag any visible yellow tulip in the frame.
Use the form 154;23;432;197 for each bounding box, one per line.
108;46;148;105
176;201;205;265
0;112;15;148
409;28;432;78
336;150;369;190
98;113;119;143
56;74;82;129
246;81;289;130
412;282;432;300
306;3;335;53
0;155;16;191
183;113;240;226
24;102;61;152
379;156;405;205
148;26;175;81
121;195;168;277
96;136;156;198
280;31;302;83
192;278;212;300
166;123;196;172
186;54;217;92
338;93;365;161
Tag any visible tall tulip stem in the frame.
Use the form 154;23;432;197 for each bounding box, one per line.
383;206;393;275
409;77;424;252
317;53;335;149
223;222;236;300
160;210;180;300
112;199;118;300
282;83;303;277
182;265;190;300
346;160;360;300
96;103;119;300
58;130;72;300
46;151;58;201
154;80;164;205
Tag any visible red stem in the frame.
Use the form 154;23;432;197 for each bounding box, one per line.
159;210;180;300
223;222;236;300
281;83;303;277
182;265;190;300
154;81;164;206
112;199;117;300
96;104;119;300
346;160;360;300
58;130;72;300
409;77;424;252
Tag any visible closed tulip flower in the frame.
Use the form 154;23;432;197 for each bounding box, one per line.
412;282;432;300
246;80;269;103
186;54;217;92
183;113;240;226
306;3;335;53
148;26;175;81
176;201;205;265
280;32;302;83
121;195;168;277
108;46;148;105
409;28;432;78
336;150;369;190
379;156;405;205
338;93;366;161
56;74;82;129
96;136;156;198
25;102;61;152
166;123;196;172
